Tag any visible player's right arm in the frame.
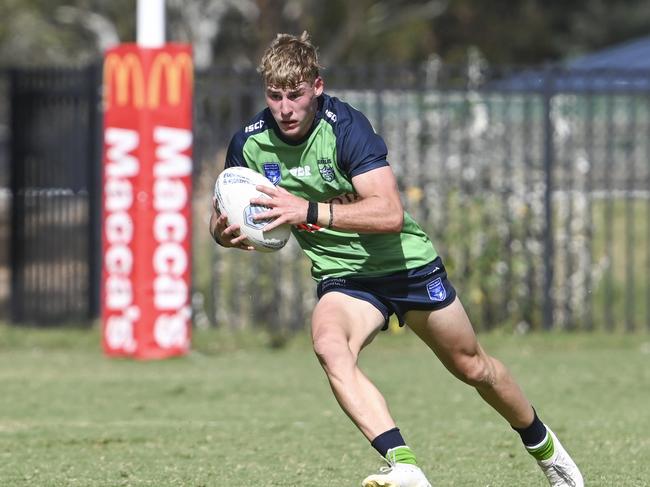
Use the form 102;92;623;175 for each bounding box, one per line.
212;112;272;249
209;124;259;250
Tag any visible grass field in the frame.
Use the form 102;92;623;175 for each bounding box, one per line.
0;325;648;486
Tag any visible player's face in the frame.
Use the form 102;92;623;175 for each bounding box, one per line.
265;78;323;141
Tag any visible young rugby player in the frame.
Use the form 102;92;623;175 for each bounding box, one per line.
210;31;583;487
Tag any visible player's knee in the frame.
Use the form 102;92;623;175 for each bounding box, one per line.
453;353;496;389
312;330;355;374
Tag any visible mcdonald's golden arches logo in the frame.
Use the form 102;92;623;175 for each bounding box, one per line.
147;52;193;108
104;52;145;108
104;49;193;109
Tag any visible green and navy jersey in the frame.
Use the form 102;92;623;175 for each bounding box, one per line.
225;93;438;280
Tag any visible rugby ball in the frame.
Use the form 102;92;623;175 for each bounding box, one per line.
214;166;291;252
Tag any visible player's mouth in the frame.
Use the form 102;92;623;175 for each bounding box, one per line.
281;120;298;130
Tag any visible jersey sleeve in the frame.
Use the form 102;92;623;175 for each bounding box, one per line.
225;109;270;169
333;101;389;178
224;131;249;169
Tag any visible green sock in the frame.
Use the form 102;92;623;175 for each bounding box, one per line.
526;432;555;461
387;445;418;465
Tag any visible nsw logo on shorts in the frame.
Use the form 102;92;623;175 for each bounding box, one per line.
426;277;447;302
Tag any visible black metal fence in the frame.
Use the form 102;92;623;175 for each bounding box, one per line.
0;63;648;332
196;65;650;334
0;72;9;320
1;65;102;324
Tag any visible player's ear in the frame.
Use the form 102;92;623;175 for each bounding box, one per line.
313;77;324;96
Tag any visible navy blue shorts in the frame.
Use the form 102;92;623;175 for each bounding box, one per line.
316;257;457;330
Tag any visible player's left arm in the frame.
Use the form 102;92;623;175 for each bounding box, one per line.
325;166;403;233
252;165;403;233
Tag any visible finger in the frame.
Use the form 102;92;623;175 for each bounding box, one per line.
231;233;250;245
232;235;255;251
259;215;286;231
251;208;276;221
255;185;275;196
274;185;291;195
217;213;229;226
238;241;255;251
250;196;273;207
223;223;241;238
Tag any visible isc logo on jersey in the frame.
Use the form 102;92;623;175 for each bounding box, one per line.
325;109;337;122
244;120;265;133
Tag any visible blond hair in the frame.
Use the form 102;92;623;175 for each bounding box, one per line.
257;31;322;88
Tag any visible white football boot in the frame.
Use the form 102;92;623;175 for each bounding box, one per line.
361;462;432;487
535;429;584;487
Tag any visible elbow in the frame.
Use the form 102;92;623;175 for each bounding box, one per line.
386;211;404;233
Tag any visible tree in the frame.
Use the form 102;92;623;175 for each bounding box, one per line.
2;0;650;68
0;0;133;66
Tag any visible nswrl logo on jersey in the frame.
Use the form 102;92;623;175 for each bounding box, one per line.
263;163;282;185
317;158;336;182
426;277;447;302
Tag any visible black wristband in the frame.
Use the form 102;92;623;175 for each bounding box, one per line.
327;201;334;228
306;201;318;224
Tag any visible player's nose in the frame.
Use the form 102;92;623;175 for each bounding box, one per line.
279;98;292;116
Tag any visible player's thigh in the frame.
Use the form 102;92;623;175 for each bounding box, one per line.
312;291;385;356
404;297;483;370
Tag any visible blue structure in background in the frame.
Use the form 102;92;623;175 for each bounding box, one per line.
568;35;650;69
493;35;650;92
